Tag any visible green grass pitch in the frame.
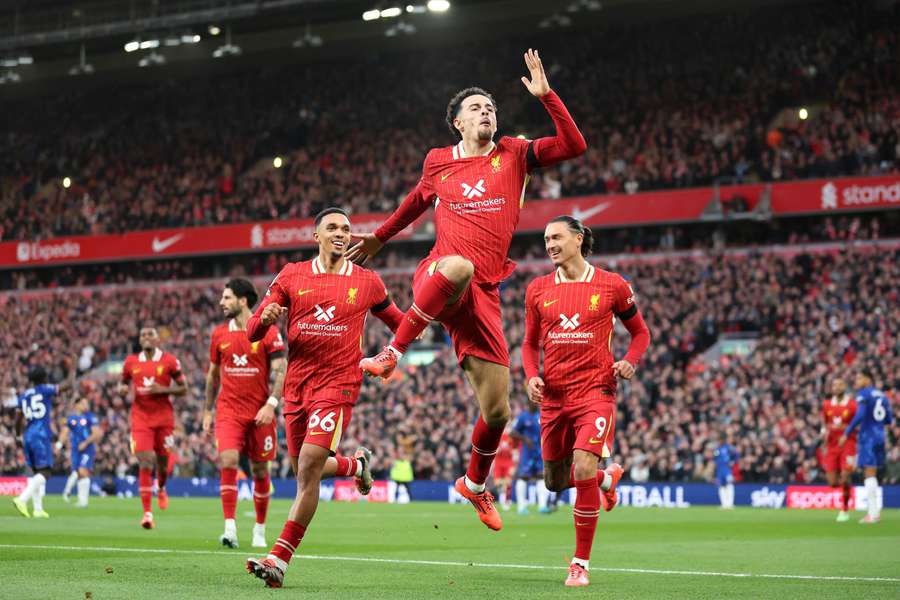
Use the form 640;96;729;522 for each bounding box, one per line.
2;497;898;599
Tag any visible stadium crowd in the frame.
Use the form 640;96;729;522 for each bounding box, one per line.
1;1;897;241
2;243;897;485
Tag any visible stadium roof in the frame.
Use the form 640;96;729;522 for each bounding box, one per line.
0;0;817;92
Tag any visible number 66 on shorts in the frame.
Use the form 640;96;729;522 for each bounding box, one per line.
284;400;353;457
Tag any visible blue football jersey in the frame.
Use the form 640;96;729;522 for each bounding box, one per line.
714;443;738;474
67;411;99;448
513;410;542;455
18;384;59;438
847;387;894;442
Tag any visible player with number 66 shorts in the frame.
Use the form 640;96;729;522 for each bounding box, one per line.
244;208;405;589
522;216;651;588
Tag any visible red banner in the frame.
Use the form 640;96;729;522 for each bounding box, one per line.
0;476;28;496
771;175;900;214
1;175;896;268
0;213;419;268
332;480;390;503
786;485;857;510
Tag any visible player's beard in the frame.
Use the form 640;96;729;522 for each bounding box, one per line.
477;127;493;142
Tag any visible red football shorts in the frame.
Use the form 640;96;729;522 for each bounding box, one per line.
823;439;857;473
541;401;616;461
414;258;509;367
131;423;174;456
493;460;514;481
216;416;278;463
284;398;353;457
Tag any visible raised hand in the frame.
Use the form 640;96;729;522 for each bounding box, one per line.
521;48;550;98
346;232;385;265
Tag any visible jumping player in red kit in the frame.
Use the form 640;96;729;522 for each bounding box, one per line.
245;208;404;588
349;49;586;531
523;216;650;587
117;326;189;529
204;277;287;549
822;377;858;522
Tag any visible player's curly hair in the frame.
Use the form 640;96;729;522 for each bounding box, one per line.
446;86;497;140
549;215;594;257
226;277;259;309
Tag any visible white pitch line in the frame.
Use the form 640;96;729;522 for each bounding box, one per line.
0;544;897;584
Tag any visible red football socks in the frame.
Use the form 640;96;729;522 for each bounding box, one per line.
269;521;307;566
392;271;456;354
157;456;168;489
842;483;851;511
466;417;505;486
220;468;238;520
138;468;153;513
254;475;271;525
333;455;359;478
573;478;600;562
568;464;610;490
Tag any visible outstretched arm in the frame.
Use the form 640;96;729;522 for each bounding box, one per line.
520;48;587;170
347;177;434;265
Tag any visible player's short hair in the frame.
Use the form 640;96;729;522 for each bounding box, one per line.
225;277;259;309
858;368;875;381
549;215;594;257
27;366;47;384
446;86;497;140
314;207;349;227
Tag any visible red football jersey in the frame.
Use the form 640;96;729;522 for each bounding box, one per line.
253;257;390;405
524;264;637;407
376;136;531;284
121;348;183;427
210;319;285;419
823;394;858;446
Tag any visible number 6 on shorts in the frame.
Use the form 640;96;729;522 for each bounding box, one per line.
308;409;337;432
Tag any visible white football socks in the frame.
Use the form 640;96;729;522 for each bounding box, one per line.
32;474;46;512
63;471;79;497
515;479;528;511
76;477;91;506
536;479;550;510
865;477;879;519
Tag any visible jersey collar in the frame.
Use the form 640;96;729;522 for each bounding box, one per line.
453;140;495;160
554;263;595;284
312;256;353;276
139;348;163;362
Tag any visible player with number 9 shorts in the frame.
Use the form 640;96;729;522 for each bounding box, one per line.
522;216;650;587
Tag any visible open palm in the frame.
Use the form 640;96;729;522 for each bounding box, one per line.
521;48;550;97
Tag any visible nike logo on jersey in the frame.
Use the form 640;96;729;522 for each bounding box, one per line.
309;431;329;436
440;173;451;181
297;289;314;296
543;299;559;307
219;343;231;350
151;233;183;253
588;438;603;445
